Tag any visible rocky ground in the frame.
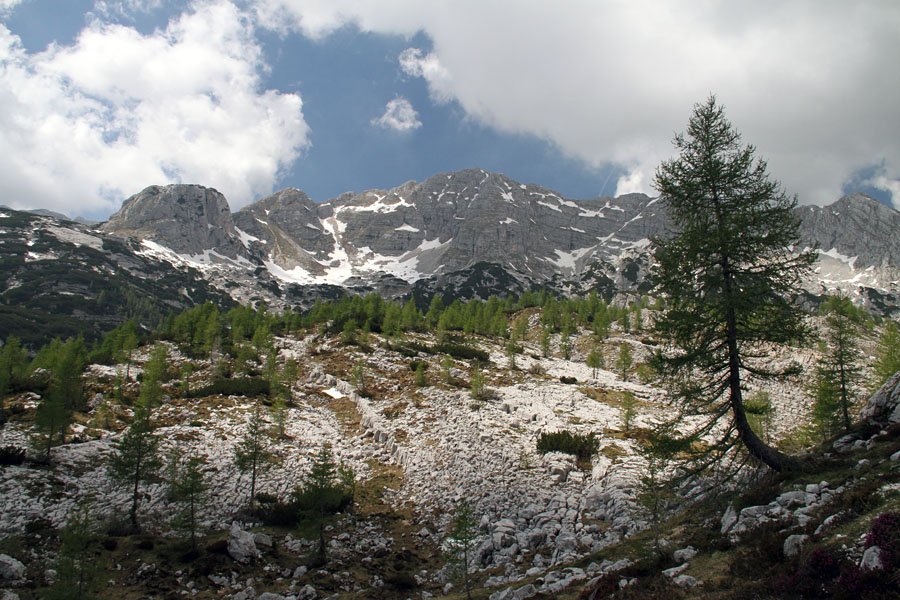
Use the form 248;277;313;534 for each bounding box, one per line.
0;317;893;599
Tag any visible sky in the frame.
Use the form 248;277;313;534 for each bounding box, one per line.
1;0;898;221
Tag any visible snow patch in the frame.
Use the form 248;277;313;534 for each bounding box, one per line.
323;387;345;399
549;246;595;270
536;200;562;212
263;260;316;285
395;224;420;233
235;227;263;247
819;248;859;270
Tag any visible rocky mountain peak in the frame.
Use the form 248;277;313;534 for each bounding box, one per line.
797;192;900;269
101;184;245;260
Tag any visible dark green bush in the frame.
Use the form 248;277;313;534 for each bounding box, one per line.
185;377;270;398
0;445;25;465
559;376;577;384
537;430;600;460
408;360;429;372
254;499;301;526
431;342;489;363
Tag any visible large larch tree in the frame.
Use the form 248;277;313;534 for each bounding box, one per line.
651;96;816;472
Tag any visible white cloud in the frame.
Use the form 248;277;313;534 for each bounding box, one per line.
398;47;452;102
372;97;421;132
253;1;900;208
0;0;26;14
91;0;164;19
0;0;309;216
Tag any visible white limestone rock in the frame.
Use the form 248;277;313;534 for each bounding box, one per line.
672;574;701;588
783;534;809;559
227;523;260;564
862;371;900;424
0;554;25;581
673;546;698;564
860;546;884;572
720;504;738;534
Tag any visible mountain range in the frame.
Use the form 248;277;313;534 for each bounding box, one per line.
99;168;900;312
2;168;899;346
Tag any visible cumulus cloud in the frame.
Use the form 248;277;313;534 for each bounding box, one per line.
0;0;309;216
91;0;164;19
398;48;452;102
372;97;422;132
0;0;26;14
252;0;900;208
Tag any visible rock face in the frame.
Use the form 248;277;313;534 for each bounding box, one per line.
229;169;667;283
797;193;900;269
862;371;900;425
101;184;246;260
96;171;900;313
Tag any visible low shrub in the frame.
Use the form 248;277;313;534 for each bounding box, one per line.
0;445;26;465
865;511;900;571
537;430;600;460
185;377;270;399
431;342;489;363
774;547;840;598
408;360;429;372
559;376;577;384
254;499;301;527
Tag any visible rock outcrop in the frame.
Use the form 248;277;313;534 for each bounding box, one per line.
101;184;247;261
862;371;900;425
94;171;900;314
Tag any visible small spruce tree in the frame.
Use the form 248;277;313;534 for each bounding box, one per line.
351;359;369;397
540;327;551;358
586;346;603;379
299;444;345;562
616;343;633;381
167;450;210;552
621;391;637;432
46;501;103;600
470;363;486;400
234;402;274;509
441;355;454;384
415;362;428;387
447;499;478;600
107;406;162;527
33;388;71;463
819;295;863;431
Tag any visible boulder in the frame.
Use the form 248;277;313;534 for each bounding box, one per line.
489;588;514;600
776;490;814;508
296;584;317;600
672;574;701;588
257;594;285;600
833;434;858;454
0;554;25;581
673;546;698;564
720;504;738;534
513;583;537;599
232;587;256;600
862;371;900;424
662;564;688;578
783;534;809;559
860;546;884;572
227;523;260;564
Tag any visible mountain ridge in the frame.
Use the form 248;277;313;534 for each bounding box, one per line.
95;169;900;316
